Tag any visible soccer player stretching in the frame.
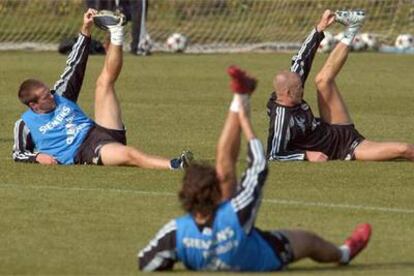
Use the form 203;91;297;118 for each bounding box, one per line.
138;66;371;272
12;9;190;169
267;10;414;162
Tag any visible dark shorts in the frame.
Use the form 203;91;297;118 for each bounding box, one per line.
258;229;295;269
74;124;126;165
322;123;365;160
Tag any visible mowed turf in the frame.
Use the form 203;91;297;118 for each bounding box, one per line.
0;50;413;275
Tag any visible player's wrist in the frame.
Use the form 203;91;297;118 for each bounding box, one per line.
33;152;40;163
316;24;325;33
80;25;92;37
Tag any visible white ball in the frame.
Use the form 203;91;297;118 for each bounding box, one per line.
318;31;336;53
138;34;153;54
395;34;414;50
360;33;379;50
166;33;188;53
351;34;366;51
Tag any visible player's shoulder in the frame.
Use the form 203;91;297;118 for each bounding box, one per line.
13;117;27;130
160;219;177;232
14;117;24;125
221;200;239;217
149;219;177;243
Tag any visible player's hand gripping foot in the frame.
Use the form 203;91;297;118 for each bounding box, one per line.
180;150;194;168
93;10;127;31
335;10;365;28
316;10;336;32
342;223;372;264
227;65;257;95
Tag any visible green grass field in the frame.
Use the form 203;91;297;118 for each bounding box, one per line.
0;51;413;275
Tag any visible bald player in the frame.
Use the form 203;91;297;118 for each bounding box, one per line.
267;9;414;162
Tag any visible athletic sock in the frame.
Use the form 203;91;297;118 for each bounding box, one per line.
340;25;360;46
169;158;181;170
229;94;249;113
339;245;351;264
108;25;124;46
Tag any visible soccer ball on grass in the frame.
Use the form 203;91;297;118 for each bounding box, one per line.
351;34;366;51
360;33;379;50
395;34;414;50
137;34;153;55
166;33;188;53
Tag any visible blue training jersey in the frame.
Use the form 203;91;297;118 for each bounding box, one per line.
138;139;282;272
22;94;93;164
13;33;91;163
175;201;280;271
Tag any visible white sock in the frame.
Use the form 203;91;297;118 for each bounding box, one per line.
108;26;124;46
229;94;249;113
339;245;350;264
340;25;360;46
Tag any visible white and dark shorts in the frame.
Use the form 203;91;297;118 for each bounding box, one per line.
74;124;126;165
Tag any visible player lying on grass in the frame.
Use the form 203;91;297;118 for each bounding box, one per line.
137;66;372;272
267;9;414;162
12;9;191;169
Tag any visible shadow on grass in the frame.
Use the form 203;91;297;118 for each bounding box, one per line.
146;262;414;274
288;262;414;273
0;138;13;143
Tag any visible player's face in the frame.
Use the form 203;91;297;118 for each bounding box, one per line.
31;86;56;113
291;83;304;104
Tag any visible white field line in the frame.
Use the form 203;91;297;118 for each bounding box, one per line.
1;183;413;215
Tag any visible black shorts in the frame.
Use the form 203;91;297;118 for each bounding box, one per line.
322;123;365;160
258;229;295;269
74;124;127;165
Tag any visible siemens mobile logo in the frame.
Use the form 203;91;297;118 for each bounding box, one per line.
39;106;72;134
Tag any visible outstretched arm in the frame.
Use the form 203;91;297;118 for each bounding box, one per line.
52;9;96;102
290;10;335;87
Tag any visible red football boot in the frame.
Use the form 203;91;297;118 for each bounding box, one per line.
343;223;372;264
227;65;257;94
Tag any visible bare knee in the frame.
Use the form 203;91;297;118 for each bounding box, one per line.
396;143;414;159
302;231;323;254
286;230;321;259
216;165;235;184
96;73;115;90
315;72;334;90
124;146;145;164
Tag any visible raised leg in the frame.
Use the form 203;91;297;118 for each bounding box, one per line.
216;111;241;200
94;39;124;130
217;66;257;200
94;45;186;169
92;17;187;170
354;140;414;161
314;10;365;124
314;42;353;124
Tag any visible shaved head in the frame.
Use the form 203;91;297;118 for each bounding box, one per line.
273;71;303;105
